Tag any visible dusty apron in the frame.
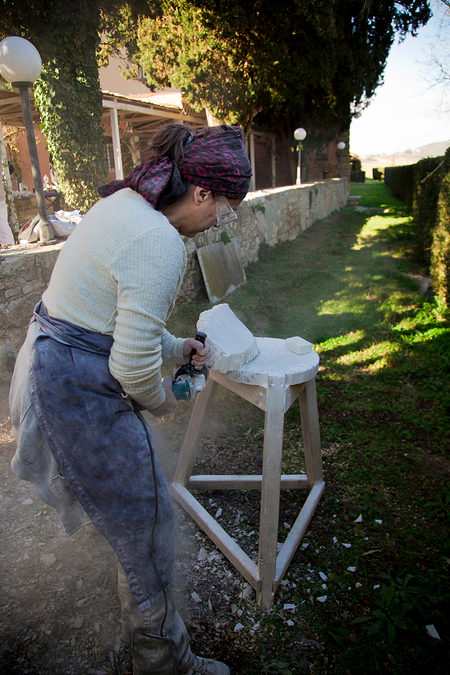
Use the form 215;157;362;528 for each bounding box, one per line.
9;301;174;612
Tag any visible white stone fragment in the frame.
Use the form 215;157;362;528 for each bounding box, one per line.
197;547;208;561
197;303;259;373
286;336;313;354
286;620;295;626
22;498;33;505
283;603;297;610
234;623;245;632
191;591;202;603
72;615;84;629
317;596;328;603
40;553;56;566
347;566;356;573
375;519;383;524
239;584;253;600
319;572;328;581
342;543;352;548
353;514;363;523
425;624;441;640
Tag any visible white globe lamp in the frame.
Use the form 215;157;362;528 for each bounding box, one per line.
0;36;54;243
294;128;307;184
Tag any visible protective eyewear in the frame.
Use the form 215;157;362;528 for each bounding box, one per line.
215;194;238;227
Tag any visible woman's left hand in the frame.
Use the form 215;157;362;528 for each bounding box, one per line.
183;337;211;370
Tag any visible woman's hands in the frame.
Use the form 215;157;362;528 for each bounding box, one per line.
149;338;210;417
148;376;177;417
182;337;211;370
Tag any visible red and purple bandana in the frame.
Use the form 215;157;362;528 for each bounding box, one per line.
98;125;252;208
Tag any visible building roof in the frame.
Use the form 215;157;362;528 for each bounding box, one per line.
0;84;205;135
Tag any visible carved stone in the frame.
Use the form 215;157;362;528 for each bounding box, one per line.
197;303;259;373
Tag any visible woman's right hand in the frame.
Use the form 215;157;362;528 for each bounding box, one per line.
148;377;178;416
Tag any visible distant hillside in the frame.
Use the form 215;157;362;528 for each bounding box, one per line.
357;139;450;176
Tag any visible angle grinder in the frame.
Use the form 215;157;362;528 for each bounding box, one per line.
171;331;208;400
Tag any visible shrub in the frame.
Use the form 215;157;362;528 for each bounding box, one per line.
426;149;450;304
384;148;449;305
384;164;414;205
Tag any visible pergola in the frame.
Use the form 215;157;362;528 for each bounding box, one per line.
0;84;206;173
0;85;275;191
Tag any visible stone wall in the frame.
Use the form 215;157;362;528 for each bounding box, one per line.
0;178;347;379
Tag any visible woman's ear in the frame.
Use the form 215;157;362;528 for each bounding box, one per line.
193;186;212;206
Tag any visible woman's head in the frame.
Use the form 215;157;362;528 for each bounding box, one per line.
98;123;252;210
160;183;243;239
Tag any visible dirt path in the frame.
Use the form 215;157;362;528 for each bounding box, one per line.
0;379;248;674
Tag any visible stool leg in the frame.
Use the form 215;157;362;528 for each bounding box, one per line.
257;375;286;608
173;377;218;486
299;379;322;484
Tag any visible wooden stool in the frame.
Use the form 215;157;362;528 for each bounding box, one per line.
170;337;324;608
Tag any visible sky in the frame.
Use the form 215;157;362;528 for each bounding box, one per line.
350;0;449;156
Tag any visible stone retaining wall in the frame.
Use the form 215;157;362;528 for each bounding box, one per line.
0;178;347;379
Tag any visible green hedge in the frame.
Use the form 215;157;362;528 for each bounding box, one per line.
384;148;450;305
420;149;450;305
384;164;414;205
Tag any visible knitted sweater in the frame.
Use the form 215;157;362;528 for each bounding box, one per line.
43;188;187;410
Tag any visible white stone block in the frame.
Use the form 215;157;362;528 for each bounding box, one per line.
197;303;259;373
286;336;313;354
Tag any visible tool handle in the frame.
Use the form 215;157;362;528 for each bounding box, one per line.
188;331;207;365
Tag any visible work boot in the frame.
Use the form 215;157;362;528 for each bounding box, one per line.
117;562;230;675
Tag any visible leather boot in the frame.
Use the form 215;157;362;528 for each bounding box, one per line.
117;562;230;675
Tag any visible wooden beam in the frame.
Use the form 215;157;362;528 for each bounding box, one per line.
274;481;325;588
171;483;260;590
187;474;309;490
102;97;201;123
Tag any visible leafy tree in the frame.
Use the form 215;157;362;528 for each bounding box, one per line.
0;0;153;210
134;0;432;156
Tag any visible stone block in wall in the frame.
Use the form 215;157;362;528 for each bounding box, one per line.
0;242;63;380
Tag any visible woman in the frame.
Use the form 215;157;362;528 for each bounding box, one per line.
9;123;252;674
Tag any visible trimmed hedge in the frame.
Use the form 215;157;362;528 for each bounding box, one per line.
427;150;450;305
384;148;450;305
384;164;414;205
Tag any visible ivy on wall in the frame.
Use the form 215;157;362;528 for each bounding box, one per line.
1;0;107;212
32;7;107;211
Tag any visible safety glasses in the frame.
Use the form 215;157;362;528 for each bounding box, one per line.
215;194;238;227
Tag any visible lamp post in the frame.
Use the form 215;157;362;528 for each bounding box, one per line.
294;127;307;185
337;140;346;178
0;36;55;244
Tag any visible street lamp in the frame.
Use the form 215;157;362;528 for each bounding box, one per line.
0;36;55;243
337;140;346;178
294;127;307;185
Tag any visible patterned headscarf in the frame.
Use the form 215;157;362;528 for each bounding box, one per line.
98;125;252;208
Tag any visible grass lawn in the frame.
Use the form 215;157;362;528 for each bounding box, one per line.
166;180;449;674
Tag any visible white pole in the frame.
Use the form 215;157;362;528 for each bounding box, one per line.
249;132;256;191
110;107;124;179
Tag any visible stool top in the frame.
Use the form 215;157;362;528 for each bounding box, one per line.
222;337;319;387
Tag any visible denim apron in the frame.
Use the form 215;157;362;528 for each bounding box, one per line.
10;301;174;612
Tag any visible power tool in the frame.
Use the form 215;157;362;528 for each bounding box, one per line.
171;332;208;400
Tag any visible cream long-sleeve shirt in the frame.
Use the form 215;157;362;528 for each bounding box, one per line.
43;188;187;410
